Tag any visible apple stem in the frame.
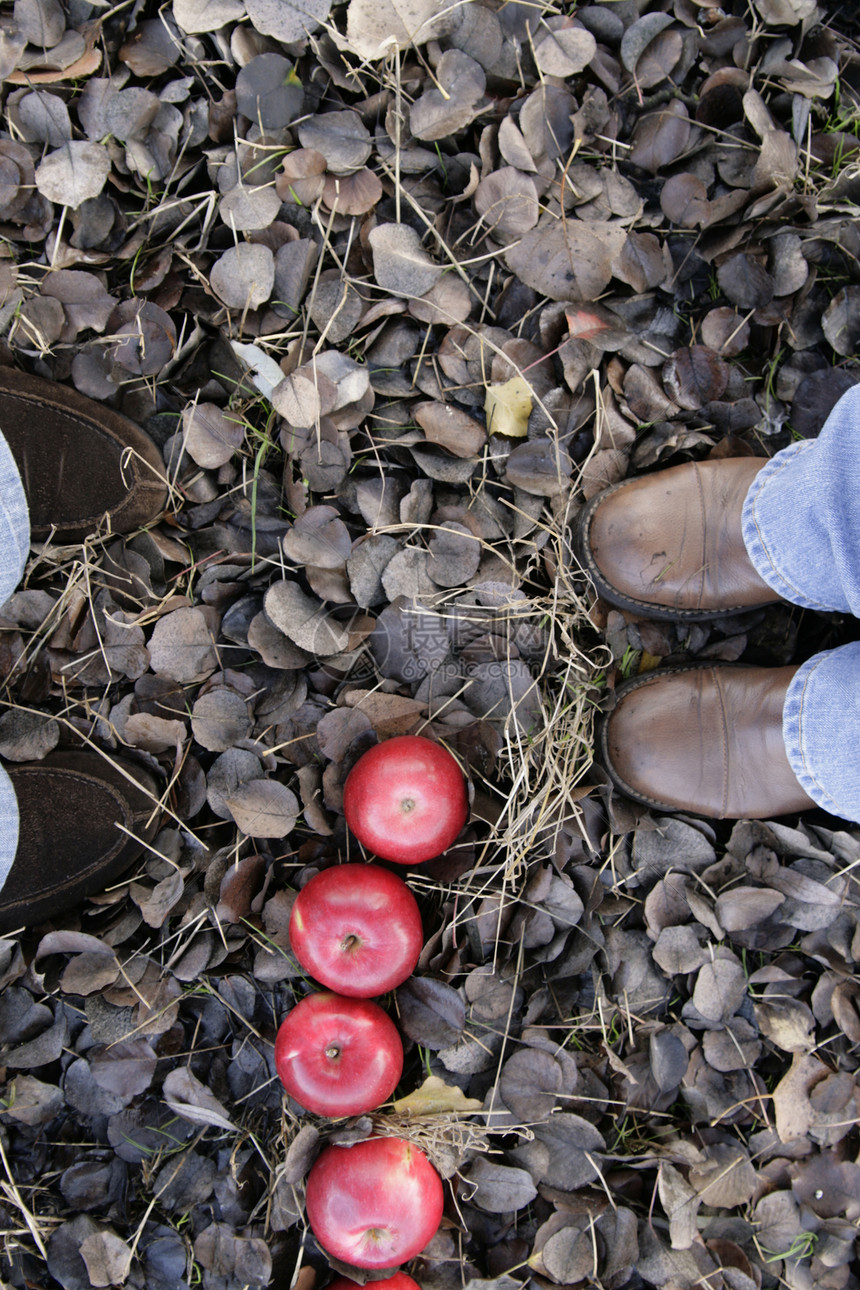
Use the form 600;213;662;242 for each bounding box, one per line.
341;934;360;953
325;1044;340;1061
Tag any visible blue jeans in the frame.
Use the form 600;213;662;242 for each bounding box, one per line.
0;430;29;885
742;384;860;821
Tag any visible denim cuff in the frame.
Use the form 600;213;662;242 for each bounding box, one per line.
783;645;860;822
0;430;29;613
741;442;839;613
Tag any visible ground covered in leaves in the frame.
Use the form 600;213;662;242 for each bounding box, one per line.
0;0;859;1287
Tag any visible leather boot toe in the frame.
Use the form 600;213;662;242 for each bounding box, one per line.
0;367;168;542
600;663;816;819
0;749;162;932
577;458;780;620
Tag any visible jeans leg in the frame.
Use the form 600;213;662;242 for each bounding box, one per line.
0;426;28;890
0;760;19;897
0;425;29;610
739;385;860;821
742;384;860;616
783;643;860;822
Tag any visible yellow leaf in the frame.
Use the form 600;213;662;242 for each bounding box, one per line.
392;1075;484;1117
484;376;532;438
638;651;662;674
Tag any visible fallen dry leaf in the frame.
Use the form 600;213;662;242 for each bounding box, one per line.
34;140;110;207
368;223;444;299
393;1075;483;1116
484;375;532;438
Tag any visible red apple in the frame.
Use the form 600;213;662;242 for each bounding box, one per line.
274;992;403;1117
306;1136;444;1268
342;735;468;865
289;864;423;998
327;1275;421;1290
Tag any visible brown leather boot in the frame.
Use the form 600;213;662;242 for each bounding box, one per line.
600;663;816;819
577;458;781;620
0;749;162;932
0;367;168;542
